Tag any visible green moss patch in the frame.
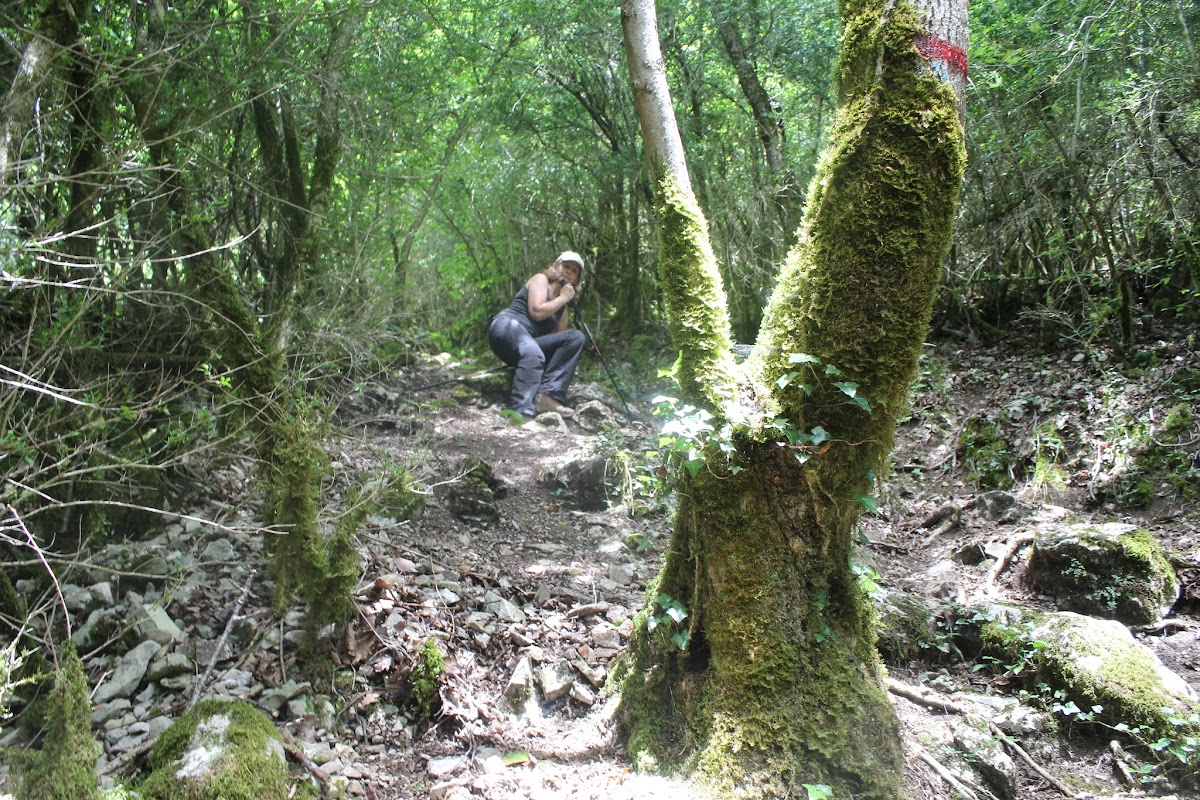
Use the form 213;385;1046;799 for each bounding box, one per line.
1026;523;1178;625
139;699;305;800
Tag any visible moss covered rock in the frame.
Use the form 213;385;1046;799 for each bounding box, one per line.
138;699;297;800
1025;522;1178;625
981;607;1200;749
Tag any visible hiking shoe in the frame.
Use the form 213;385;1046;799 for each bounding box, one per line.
535;393;575;416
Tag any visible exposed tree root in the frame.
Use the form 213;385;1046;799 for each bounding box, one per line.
979;532;1035;597
913;741;987;800
886;677;1081;798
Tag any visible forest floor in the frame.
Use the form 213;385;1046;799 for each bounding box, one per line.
6;323;1198;800
308;321;1199;800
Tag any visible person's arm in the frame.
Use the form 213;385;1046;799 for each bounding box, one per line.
526;273;575;322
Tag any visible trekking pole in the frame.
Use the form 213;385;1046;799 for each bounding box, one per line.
411;364;513;392
570;300;634;421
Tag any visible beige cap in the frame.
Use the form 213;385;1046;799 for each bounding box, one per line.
556;250;585;270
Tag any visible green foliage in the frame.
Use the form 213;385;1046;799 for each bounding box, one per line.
958;414;1015;489
644;593;691;651
14;642;101;800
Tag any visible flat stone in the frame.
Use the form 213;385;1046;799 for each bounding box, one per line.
89;581;115;607
135;604;184;645
492;598;526;623
567;602;610;619
148;652;193;681
427;755;466;778
503;656;535;711
570;683;596;706
61;584;92;612
591;623;621;649
538;664;574;702
92;698;132;725
94;640;161;703
573;660;605;688
200;538;237;562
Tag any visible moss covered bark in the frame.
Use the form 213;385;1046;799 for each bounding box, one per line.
618;0;966;796
654;179;739;411
616;449;902;799
14;642;101;800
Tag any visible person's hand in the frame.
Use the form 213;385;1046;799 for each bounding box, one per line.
559;282;576;303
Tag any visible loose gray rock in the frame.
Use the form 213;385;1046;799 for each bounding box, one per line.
440;456;503;523
541;453;612;511
981;606;1200;743
503;656;536;713
977;490;1027;523
134;603;185;645
538;663;574;702
94;640;161;703
200;537;237;563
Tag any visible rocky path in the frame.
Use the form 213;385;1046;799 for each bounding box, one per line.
2;334;1197;800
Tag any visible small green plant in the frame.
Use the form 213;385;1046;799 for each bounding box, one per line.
408;638;445;722
646;593;690;651
498;409;527;426
803;784;834;800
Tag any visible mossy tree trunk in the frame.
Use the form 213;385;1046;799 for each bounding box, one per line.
122;10;362;628
618;0;967;797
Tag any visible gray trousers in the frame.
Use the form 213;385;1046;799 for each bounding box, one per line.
488;315;585;416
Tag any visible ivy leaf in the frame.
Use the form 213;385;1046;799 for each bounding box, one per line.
665;604;688;624
658;352;682;379
833;381;859;397
849;395;873;413
824;364;843;376
671;631;691;650
809;426;830;446
788;353;821;364
804;784;834;800
777;371;799;389
853;494;879;513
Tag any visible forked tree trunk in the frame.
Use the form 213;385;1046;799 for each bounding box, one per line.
617;0;967;797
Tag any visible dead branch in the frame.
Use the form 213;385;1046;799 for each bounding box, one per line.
1109;739;1138;788
913;742;983;800
281;726;331;785
981;532;1035;597
887;678;1081;798
189;569;257;710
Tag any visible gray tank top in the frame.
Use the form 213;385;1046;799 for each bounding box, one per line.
495;285;562;337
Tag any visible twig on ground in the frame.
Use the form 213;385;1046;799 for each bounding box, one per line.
281;726;331;785
189;569;257;711
913;742;981;800
980;532;1035;597
99;735;158;776
1109;739;1138;788
920;502;963;545
887;677;1081;798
